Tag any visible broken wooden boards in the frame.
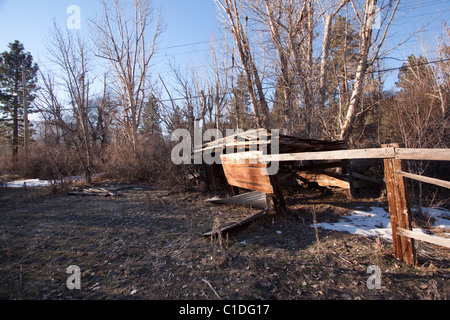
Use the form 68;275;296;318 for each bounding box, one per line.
203;191;267;235
67;187;118;197
221;152;286;213
202;152;286;236
195;128;347;155
197;128;347;192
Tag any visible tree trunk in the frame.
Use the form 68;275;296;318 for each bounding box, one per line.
340;0;377;141
12;96;19;162
318;0;349;110
216;0;272;129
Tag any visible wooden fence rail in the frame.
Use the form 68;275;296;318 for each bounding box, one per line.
259;147;450;162
397;228;450;249
395;170;450;190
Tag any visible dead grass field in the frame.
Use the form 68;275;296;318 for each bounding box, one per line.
0;183;448;300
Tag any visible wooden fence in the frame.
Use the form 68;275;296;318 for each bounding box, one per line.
260;143;450;266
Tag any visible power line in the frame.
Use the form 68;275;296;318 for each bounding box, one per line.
156;57;450;104
42;56;450;111
158;40;211;50
34;51;450;113
367;57;450;75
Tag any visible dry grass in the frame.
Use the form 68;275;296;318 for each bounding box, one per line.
210;216;230;266
0;186;448;300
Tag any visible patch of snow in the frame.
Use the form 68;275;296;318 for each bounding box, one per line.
4;178;52;188
313;206;450;242
4;175;86;188
419;207;450;229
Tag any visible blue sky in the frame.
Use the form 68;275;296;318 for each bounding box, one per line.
0;0;448;92
0;0;218;71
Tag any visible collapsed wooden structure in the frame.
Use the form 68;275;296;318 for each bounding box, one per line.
196;129;450;266
199;129;347;191
198;129;349;234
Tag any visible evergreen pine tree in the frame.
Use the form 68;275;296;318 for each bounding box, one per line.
0;40;39;161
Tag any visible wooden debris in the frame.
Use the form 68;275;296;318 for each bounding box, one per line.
297;171;350;189
67;187;118;197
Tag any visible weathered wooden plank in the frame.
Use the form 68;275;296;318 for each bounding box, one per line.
259;147;450;162
395;148;450;161
397;228;450;249
396;170;450;189
67;187;118;197
222;164;269;177
260;148;396;162
195;140;271;153
297;171;350;189
221;153;274;193
200;129;269;148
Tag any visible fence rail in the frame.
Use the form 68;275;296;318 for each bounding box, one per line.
397;228;450;249
395;170;450;190
259;147;450;162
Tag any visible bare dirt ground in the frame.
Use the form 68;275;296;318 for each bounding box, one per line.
0;182;448;300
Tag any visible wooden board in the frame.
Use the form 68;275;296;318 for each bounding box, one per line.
395;148;450;161
220;153;274;194
222;163;274;194
297;171;350;189
260;148;396;162
397;228;450;249
260;147;450;162
396;170;450;190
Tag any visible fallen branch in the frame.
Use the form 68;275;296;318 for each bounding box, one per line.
67;187;118;197
202;278;221;299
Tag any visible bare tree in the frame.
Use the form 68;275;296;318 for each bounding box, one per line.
38;24;95;183
205;35;230;131
89;0;163;153
227;0;349;136
215;0;273;129
255;0;306;135
339;0;400;141
317;0;350;111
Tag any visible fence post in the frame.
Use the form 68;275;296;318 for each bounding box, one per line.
382;143;416;265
